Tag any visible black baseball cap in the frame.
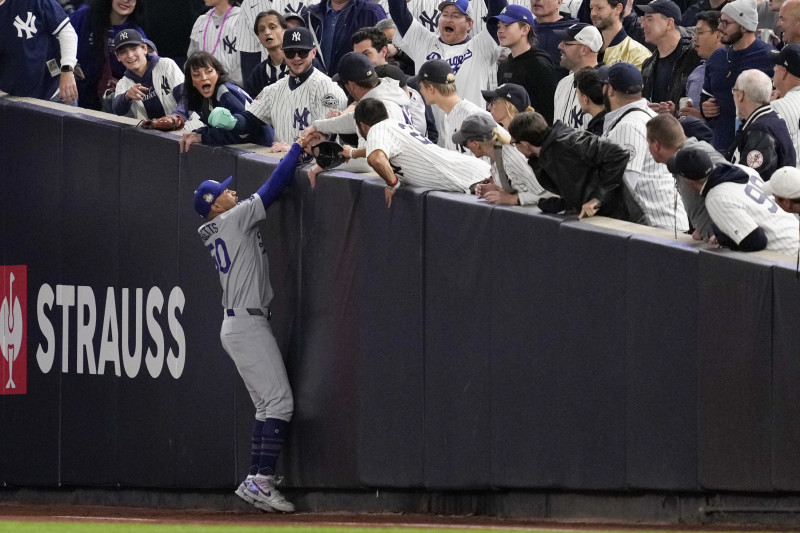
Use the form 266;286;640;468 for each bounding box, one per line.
770;43;800;78
597;62;643;94
666;146;715;180
337;52;377;83
113;29;145;51
414;59;455;84
636;0;682;21
285;13;306;26
452;113;497;146
311;141;347;170
375;64;409;87
282;27;315;51
481;83;530;112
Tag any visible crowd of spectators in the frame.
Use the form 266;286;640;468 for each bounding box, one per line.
3;0;800;254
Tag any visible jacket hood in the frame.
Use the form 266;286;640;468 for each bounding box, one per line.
364;78;410;107
702;163;751;197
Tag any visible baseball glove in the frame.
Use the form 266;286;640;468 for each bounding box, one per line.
311;141;347;170
141;114;185;131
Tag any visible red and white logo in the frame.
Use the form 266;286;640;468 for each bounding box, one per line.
1;266;27;395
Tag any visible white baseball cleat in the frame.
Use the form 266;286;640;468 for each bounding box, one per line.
235;476;256;504
248;475;295;513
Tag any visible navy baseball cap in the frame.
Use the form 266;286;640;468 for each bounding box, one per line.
452;113;497;146
679;116;713;144
285;13;306;27
414;59;455;84
666;146;715;180
283;27;315;50
375;64;409;87
194;176;233;218
113;29;145;52
553;23;603;52
338;52;377;83
481;83;530;112
438;0;472;16
770;43;800;78
489;4;534;24
597;62;643;94
636;0;682;21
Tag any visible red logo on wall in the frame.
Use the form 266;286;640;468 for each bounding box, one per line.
1;266;27;395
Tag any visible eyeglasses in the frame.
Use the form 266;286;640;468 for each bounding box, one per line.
284;49;310;59
731;87;741;94
561;41;584;46
718;18;737;28
510;139;519;146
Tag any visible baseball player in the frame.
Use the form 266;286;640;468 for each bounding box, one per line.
187;0;246;87
770;44;800;166
0;0;78;104
346;98;492;206
553;23;602;130
112;29;186;121
194;27;346;152
667;146;800;254
193;138;309;514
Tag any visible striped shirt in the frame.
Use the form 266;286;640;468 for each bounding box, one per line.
440;99;491;152
380;0;529;35
248;67;346;142
554;72;590;130
188;7;245;87
366;119;492;191
494;143;551;205
770;86;800;168
238;0;321;56
603;99;689;231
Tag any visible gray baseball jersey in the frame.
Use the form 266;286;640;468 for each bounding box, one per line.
440;99;490;152
603;99;689;231
770;86;800;168
366;119;491;191
705;166;800;255
238;0;320;56
248;67;346;142
554;72;590;130
188;7;246;87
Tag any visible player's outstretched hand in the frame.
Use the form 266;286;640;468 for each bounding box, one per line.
579;198;601;219
208;107;237;130
180;132;202;153
308;164;323;188
269;141;292;153
385;186;396;208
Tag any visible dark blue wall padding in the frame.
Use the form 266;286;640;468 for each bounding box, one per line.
356;180;426;488
58;115;122;486
489;210;565;489
285;170;367;488
423;192;493;490
625;236;699;490
0;103;64;486
770;263;800;491
697;250;773;491
549;221;628;490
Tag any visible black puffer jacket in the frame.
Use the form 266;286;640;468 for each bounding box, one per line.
641;27;701;108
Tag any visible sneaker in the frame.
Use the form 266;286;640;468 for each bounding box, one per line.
248;475;295;513
235;476;256;504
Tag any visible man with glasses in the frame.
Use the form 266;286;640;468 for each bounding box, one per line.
699;0;775;151
679;10;724;118
553;23;602;130
207;27;347;151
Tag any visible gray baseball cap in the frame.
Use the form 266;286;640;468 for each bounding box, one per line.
452;113;497;146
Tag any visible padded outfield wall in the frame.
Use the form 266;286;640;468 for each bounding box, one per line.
2;96;800;516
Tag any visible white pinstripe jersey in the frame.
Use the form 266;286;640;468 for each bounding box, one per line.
238;0;321;56
115;57;185;120
705;166;800;255
188;7;245;87
770;86;800;169
440;99;490;152
385;0;529;35
394;22;501;107
366;119;492;191
247;67;347;142
494;143;552;205
603;99;689;231
554;72;590;130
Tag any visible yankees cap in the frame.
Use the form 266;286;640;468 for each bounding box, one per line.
489;5;534;24
282;27;315;51
666;146;715;181
113;29;145;52
597;62;643;94
481;83;530;113
194;176;233;218
553;23;603;53
337;52;377;83
770;43;800;78
413;59;455;85
762;166;800;199
635;0;682;22
438;0;472;17
452;113;497;146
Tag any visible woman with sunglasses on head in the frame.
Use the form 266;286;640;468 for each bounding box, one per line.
178;52;275;150
481;83;536;132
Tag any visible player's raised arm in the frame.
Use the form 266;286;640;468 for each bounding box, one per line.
387;0;414;36
256;142;305;210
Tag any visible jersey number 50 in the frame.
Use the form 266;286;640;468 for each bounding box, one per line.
208;238;232;273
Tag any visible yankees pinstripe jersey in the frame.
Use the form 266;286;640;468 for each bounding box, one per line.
383;0;529;35
603;99;689;231
188;7;245;87
554;72;590;130
366;119;492;191
395;23;502;107
770;86;800;169
238;0;320;56
704;165;800;255
441;99;490;152
113;55;185;120
495;143;551;205
248;67;346;142
408;86;427;136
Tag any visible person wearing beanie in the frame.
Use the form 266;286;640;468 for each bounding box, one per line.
700;0;776;151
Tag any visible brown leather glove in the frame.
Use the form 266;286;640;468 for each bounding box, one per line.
141;114;185;131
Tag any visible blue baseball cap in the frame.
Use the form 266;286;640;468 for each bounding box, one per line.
636;0;682;22
338;52;377;83
194;176;233;218
597;62;643;94
438;0;472;17
481;83;531;112
113;29;145;52
489;4;534;24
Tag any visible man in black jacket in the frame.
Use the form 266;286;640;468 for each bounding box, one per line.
508;110;644;222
